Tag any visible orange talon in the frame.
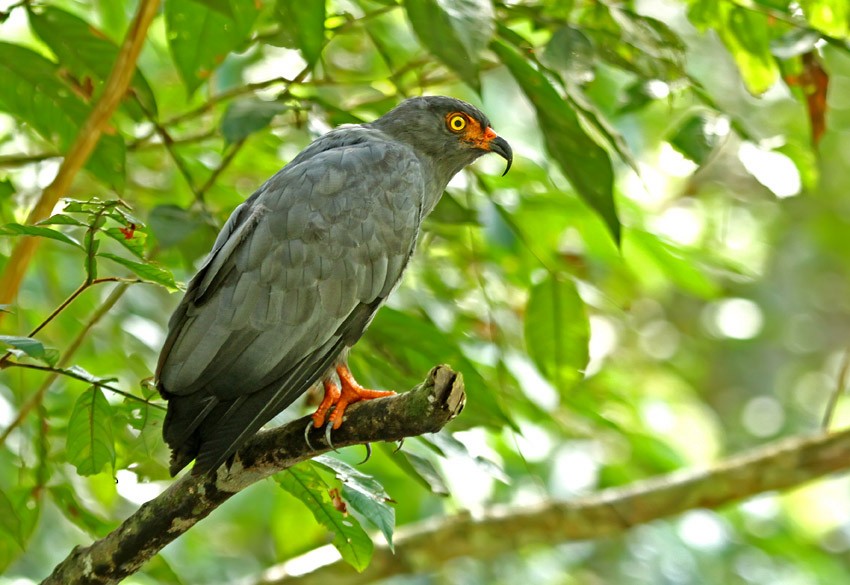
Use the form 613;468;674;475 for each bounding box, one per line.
312;379;340;428
313;364;395;430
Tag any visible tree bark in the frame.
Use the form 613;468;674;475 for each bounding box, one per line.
40;366;466;585
258;428;850;585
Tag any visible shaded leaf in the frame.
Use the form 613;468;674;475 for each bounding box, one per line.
381;445;449;496
428;191;479;225
67;386;116;476
148;204;209;248
0;335;59;366
492;39;619;244
0;489;22;546
274;0;326;67
276;462;374;571
0;42;126;189
98;252;179;290
524;275;590;392
315;456;396;550
0;179;13;200
221;99;287;143
0;223;81;248
368;308;515;430
165;0;260;95
541;26;595;85
403;0;495;91
669;113;719;164
28;5;158;118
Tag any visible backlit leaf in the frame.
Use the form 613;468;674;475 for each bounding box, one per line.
0;42;125;189
403;0;495;92
276;462;374;571
67;386;116;476
165;0;260;95
28;5;158;118
524;275;590;392
274;0;326;67
492;38;619;243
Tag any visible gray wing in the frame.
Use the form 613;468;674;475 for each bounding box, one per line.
157;132;425;475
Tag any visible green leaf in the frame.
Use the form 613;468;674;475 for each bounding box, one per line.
625;230;721;299
0;179;13;200
541;26;595;85
67;386;116;476
669;113;719;164
165;0;260;96
314;456;396;550
524;275;590;392
425;432;510;484
221;99;287;143
492;39;620;244
276;462;374;571
367;308;515;430
688;2;779;95
0;222;81;247
0;335;59;366
104;226;147;259
381;445;449;495
64;364;119;385
274;0;326;67
801;0;849;37
28;5;158;118
0;489;23;547
37;214;86;226
98;252;179;290
403;0;495;91
0;42;126;189
428;191;479;225
148;205;208;248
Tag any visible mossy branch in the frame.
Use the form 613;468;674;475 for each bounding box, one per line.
40;366;465;585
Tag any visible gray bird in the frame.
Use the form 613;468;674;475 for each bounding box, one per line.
156;96;512;476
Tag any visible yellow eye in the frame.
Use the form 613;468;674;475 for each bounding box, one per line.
448;114;467;132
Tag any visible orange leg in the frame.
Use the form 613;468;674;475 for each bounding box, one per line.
312;364;395;429
312;379;341;428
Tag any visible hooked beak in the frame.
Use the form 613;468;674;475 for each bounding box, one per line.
489;135;513;176
480;127;512;176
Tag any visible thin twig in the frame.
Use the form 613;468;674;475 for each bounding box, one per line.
823;347;850;430
0;281;133;448
5;362;165;409
196;139;246;201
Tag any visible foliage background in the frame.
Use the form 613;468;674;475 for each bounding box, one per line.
2;0;850;583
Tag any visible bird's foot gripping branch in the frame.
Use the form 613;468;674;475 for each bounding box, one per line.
41;366;465;585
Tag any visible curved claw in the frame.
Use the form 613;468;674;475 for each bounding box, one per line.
393;438;405;454
324;421;340;453
304;420;318;451
357;443;372;465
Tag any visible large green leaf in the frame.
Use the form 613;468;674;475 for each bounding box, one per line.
67;386;116;476
165;0;260;96
403;0;495;91
0;335;59;366
0;223;81;248
492;39;620;244
801;0;849;37
688;1;779;95
275;462;374;571
98;252;179;290
28;5;158;118
274;0;326;67
314;456;396;551
0;42;126;189
367;307;515;430
221;99;288;143
524;275;590;392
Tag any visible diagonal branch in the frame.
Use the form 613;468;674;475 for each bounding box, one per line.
0;0;161;309
258;428;850;585
40;366;466;585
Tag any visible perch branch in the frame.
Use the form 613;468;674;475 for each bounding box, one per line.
40;366;466;585
259;427;850;585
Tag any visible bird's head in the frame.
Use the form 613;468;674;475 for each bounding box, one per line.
370;96;513;178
